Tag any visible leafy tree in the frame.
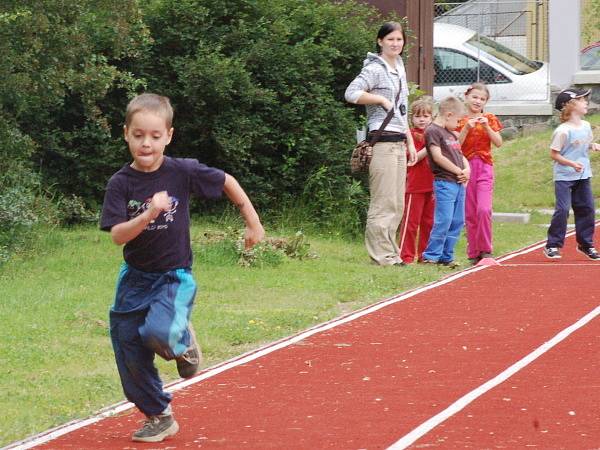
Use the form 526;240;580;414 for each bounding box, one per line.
0;0;149;206
0;114;39;261
139;0;382;217
0;0;404;239
582;0;600;47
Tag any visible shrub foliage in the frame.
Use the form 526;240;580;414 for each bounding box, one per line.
0;0;394;256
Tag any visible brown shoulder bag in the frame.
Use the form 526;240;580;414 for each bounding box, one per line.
350;87;402;174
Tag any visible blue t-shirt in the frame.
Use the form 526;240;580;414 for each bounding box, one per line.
100;156;225;272
551;121;593;181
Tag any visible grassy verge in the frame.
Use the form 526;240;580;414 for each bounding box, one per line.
0;114;598;446
494;114;600;212
0;221;546;446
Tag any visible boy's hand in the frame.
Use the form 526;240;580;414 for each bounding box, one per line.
573;161;584;172
591;143;600;152
456;168;470;184
478;116;490;128
148;191;171;219
244;223;265;250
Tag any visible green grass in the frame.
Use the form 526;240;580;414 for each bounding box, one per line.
0;115;598;446
494;114;600;212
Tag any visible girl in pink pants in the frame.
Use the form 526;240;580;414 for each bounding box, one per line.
456;83;503;264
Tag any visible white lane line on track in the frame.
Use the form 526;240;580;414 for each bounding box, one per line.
5;265;484;450
501;263;600;266
3;227;584;450
387;305;600;450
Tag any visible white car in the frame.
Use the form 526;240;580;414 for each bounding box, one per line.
433;23;551;114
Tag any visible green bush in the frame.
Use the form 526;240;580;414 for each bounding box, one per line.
0;116;40;261
194;227;316;268
0;0;149;205
141;0;383;221
1;0;402;238
302;166;368;236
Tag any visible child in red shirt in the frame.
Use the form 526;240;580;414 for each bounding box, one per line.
456;83;503;264
398;97;435;263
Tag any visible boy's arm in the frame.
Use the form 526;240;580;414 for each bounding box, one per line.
548;128;583;169
428;144;464;178
110;191;171;245
223;174;265;249
550;149;584;172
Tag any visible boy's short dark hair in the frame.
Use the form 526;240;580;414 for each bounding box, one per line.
438;96;464;116
125;93;174;128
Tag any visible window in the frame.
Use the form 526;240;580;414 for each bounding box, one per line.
465;34;542;75
434;48;509;86
581;43;600;70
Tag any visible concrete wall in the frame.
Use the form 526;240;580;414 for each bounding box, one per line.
548;0;581;89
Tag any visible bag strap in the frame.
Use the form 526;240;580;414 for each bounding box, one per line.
368;81;403;145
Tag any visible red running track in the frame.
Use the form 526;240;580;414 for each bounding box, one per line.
8;233;600;450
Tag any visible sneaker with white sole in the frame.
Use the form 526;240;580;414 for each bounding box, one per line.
440;260;460;269
132;412;179;442
543;247;561;259
175;323;202;379
577;245;600;260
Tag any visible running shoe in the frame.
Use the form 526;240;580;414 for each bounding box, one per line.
176;323;202;379
543;247;561;259
576;245;600;260
132;412;179;442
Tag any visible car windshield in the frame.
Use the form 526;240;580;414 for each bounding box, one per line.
581;44;600;70
465;33;542;75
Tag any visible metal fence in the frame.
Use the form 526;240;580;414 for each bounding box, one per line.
433;0;550;104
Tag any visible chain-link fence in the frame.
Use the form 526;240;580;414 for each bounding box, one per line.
433;0;550;103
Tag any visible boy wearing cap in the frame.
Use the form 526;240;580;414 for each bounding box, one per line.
544;88;600;260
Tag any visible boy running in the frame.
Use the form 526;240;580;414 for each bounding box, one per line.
100;93;264;442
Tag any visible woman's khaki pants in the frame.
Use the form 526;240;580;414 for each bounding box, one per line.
365;141;407;265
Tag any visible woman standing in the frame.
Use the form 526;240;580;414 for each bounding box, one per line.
345;22;417;266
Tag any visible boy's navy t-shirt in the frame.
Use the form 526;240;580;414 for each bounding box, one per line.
100;156;225;272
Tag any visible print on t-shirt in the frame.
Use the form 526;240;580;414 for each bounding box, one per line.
127;196;179;230
445;138;460;152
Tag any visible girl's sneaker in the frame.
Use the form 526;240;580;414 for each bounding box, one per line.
132;412;179;442
576;246;600;260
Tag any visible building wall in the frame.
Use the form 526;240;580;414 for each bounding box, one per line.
525;0;548;61
548;0;581;89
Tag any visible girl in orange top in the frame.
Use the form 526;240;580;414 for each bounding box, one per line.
456;83;503;264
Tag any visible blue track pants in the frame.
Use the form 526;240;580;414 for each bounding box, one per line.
109;263;197;416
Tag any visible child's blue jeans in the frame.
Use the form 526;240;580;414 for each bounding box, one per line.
109;263;196;416
423;180;465;263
